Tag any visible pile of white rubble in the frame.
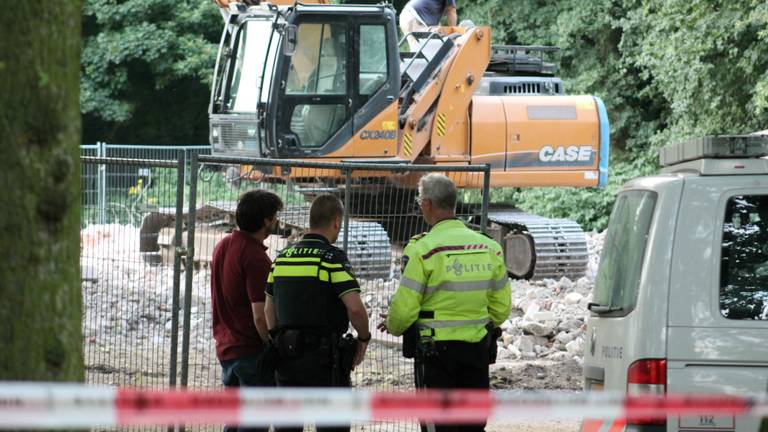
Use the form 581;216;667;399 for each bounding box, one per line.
495;231;605;364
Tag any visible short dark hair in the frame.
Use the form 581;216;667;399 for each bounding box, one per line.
236;190;283;233
309;194;343;229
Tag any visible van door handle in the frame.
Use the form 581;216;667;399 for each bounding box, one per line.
386;95;395;102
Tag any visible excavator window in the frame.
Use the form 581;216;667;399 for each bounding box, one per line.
280;22;350;149
359;24;388;98
286;23;347;95
222;19;275;113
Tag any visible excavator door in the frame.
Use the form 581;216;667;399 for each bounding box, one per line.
267;4;400;159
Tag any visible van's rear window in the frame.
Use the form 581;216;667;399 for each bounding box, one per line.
593;190;657;317
720;195;768;320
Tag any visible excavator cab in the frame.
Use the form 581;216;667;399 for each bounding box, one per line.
269;5;400;158
209;3;400;159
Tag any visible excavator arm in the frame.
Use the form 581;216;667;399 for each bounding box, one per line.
397;27;491;163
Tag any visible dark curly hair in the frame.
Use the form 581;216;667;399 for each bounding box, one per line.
236;190;283;234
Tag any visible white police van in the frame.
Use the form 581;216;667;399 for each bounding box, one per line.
583;134;768;432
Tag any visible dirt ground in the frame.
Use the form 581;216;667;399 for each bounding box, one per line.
489;361;582;431
491;360;583;391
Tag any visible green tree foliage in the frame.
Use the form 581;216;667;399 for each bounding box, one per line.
0;1;84;380
623;0;768;137
462;0;768;230
81;0;220;143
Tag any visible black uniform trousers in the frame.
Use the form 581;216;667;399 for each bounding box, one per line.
276;337;351;432
415;340;489;432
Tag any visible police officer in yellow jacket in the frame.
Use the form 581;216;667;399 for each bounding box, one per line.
378;173;511;432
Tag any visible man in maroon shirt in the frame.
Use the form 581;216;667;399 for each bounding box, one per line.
211;189;283;432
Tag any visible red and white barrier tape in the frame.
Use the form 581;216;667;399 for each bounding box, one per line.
0;382;766;429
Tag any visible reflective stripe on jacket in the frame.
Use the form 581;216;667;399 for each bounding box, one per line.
386;219;512;342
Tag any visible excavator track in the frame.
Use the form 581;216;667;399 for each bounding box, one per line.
488;211;588;280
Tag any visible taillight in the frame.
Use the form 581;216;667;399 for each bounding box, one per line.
627;358;667;426
627;358;667;394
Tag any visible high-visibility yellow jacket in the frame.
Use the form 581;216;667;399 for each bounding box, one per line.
386;219;512;343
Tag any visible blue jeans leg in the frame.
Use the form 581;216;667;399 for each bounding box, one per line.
221;356;275;432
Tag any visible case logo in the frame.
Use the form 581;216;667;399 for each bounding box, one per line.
539;145;593;163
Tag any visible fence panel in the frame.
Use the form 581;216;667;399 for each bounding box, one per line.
81;146;101;224
179;157;315;390
80;143;211;162
180;155;489;431
79;152;490;430
80;156;185;389
80;143;100;157
344;166;489;395
81;144;210;225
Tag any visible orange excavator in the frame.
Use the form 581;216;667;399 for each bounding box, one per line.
154;1;610;279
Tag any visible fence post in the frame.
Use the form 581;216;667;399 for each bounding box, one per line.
183;149;192;188
169;152;186;388
180;154;199;387
342;167;352;251
481;164;491;234
97;141;107;224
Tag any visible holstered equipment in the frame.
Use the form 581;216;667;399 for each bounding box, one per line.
258;332;280;379
334;333;357;386
486;322;502;365
402;325;419;359
404;320;441;361
274;328;332;359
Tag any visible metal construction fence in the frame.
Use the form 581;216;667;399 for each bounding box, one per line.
81;156;186;389
80;153;490;430
81;143;209;225
81;142;210;160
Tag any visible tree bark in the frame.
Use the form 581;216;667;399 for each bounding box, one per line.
0;1;84;381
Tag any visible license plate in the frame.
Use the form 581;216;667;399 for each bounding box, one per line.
679;414;735;430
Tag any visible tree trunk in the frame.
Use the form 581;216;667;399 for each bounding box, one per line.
0;1;84;381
